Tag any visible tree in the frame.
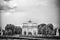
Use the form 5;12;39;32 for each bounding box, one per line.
38;23;46;28
47;24;54;30
38;23;55;35
43;26;52;35
42;24;55;35
15;26;22;34
38;23;46;34
5;24;22;35
5;24;15;35
5;24;15;31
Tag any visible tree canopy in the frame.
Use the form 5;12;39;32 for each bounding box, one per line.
38;23;55;35
5;24;22;35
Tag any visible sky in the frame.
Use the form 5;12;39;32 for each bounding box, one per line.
1;0;60;29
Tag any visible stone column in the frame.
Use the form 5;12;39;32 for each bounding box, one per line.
22;29;24;35
36;30;38;35
32;31;34;35
56;28;59;36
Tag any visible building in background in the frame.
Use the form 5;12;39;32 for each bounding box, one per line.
22;20;38;36
0;27;3;36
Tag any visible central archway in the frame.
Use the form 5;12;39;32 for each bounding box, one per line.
28;32;32;35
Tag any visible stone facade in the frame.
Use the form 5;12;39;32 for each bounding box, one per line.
22;20;38;35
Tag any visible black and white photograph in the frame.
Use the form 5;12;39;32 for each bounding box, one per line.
0;0;60;40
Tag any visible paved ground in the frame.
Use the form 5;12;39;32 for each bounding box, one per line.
0;39;60;40
0;35;60;40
